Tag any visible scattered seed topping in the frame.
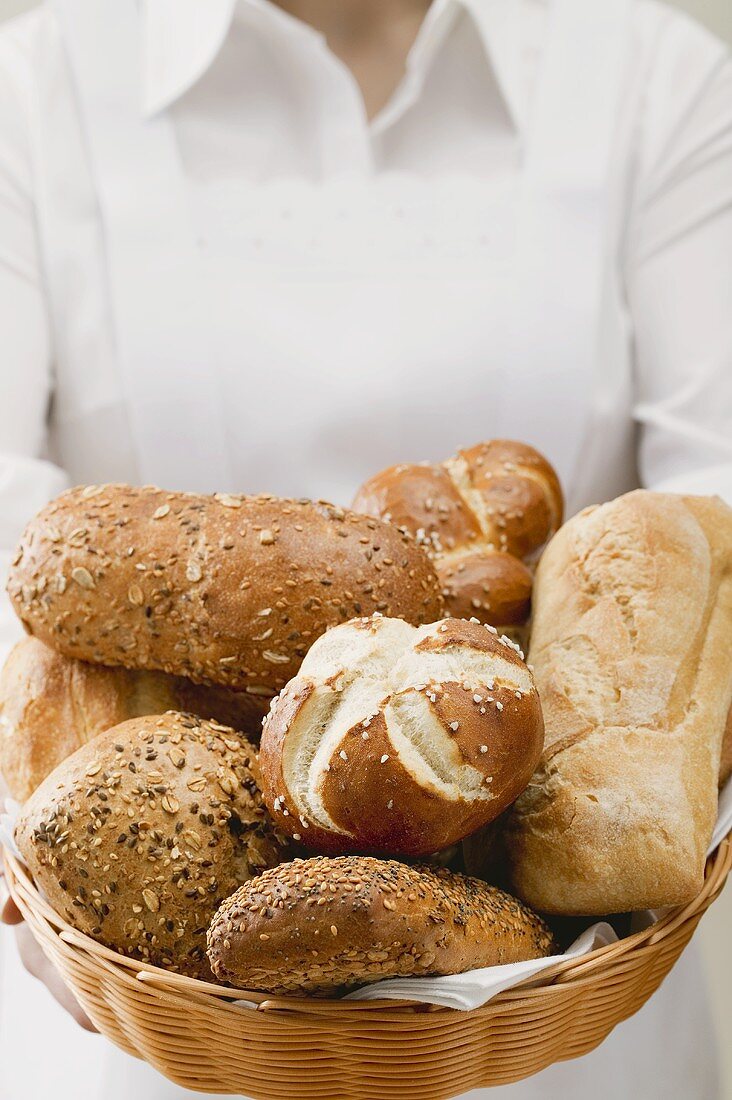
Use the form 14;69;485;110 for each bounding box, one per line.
18;713;289;981
71;566;95;589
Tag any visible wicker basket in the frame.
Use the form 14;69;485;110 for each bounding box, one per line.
5;840;730;1099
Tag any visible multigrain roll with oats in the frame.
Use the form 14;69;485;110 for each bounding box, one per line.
0;637;263;802
8;484;443;702
260;615;543;856
207;856;556;995
16;712;289;980
353;440;563;631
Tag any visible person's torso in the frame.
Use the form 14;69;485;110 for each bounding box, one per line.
26;0;655;513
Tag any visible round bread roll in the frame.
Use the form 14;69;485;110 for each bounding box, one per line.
8;484;443;699
353;440;563;630
15;712;289;979
259;615;543;856
0;638;264;802
207;856;556;995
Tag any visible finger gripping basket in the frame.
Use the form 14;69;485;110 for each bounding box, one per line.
5;841;730;1099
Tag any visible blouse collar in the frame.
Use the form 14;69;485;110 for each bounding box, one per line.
142;0;530;129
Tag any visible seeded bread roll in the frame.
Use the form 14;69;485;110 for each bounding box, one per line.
0;638;263;802
15;712;290;979
207;856;555;995
8;485;443;700
353;440;563;631
260;615;543;856
506;491;732;915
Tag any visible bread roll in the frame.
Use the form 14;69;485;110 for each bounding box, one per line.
207;856;555;994
259;615;543;856
353;440;563;630
720;704;732;788
8;485;443;699
16;713;289;979
506;491;732;915
0;638;264;802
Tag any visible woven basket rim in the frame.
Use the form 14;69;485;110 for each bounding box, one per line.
5;837;730;1016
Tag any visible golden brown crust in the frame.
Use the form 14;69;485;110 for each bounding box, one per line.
207;856;555;995
7;485;443;699
438;550;533;626
0;638;264;802
506;490;732;915
720;703;732;788
15;713;290;979
456;441;563;559
259;616;543;856
352;440;563;630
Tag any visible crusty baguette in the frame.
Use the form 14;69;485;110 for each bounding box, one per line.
0;637;262;802
353;440;563;630
15;712;290;980
7;485;443;697
207;856;555;994
506;490;732;915
260;616;543;856
720;704;732;788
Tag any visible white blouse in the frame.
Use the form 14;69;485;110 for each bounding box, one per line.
0;3;729;621
0;2;730;1099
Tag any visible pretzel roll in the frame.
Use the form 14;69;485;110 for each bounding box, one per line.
353;440;563;629
259;615;543;856
8;485;443;698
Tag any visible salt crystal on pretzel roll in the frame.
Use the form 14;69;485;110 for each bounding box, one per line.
259;614;543;856
353;440;563;631
7;484;443;699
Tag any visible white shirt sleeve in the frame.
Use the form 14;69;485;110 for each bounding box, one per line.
627;18;732;505
0;34;68;660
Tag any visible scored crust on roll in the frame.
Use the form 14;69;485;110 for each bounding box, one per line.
506;490;732;915
8;484;444;699
260;614;543;856
207;856;556;995
353;440;563;631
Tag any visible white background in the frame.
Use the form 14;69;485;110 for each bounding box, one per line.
0;0;730;1095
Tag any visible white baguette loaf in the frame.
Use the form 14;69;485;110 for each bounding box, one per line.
506;490;732;915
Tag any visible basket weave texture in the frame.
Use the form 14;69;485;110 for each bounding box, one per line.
5;840;730;1099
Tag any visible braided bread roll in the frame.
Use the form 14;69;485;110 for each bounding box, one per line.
353;440;563;631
